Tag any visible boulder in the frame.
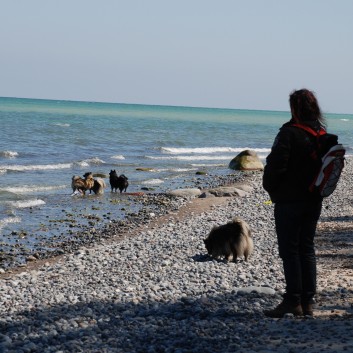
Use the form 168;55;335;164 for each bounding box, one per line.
167;188;202;198
208;186;249;197
229;150;264;171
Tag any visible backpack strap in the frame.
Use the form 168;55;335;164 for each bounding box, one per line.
291;123;326;137
291;123;328;162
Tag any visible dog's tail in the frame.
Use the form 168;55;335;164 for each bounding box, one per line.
232;217;252;237
242;236;254;261
95;178;106;194
231;217;253;261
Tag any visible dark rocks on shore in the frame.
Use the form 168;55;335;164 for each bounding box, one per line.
136;167;155;172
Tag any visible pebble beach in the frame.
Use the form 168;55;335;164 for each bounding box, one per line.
0;160;352;352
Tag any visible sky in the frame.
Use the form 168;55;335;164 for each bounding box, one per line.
1;1;353;113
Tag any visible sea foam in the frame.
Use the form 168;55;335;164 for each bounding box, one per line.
161;147;270;154
111;155;125;160
9;199;46;208
3;159;106;172
1;185;67;194
142;179;164;185
191;163;226;167
156;168;198;172
0;150;19;158
146;155;233;161
53;123;70;127
2;163;72;171
0;216;21;231
75;157;105;167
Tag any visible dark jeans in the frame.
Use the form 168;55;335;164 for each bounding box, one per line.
274;200;322;305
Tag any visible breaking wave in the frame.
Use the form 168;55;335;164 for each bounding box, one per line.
53;123;70;127
1;158;105;172
146;155;232;161
160;147;270;154
0;150;19;158
111;155;125;160
141;178;164;185
0;216;21;232
9;199;46;208
0;185;67;194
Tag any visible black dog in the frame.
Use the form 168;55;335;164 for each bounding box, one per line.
109;170;129;193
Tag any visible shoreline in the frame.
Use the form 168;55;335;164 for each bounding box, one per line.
0;194;232;280
0;171;245;271
1;163;352;352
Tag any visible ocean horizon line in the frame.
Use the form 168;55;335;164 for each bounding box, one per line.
3;95;353;116
0;95;291;115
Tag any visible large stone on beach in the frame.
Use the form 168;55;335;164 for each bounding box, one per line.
208;185;251;197
229;150;264;171
167;188;202;197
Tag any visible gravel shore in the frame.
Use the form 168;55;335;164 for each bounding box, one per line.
1;160;352;353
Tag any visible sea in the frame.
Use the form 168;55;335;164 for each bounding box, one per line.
1;97;352;266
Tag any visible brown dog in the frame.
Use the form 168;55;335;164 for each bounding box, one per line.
90;177;106;194
71;172;95;195
204;217;253;262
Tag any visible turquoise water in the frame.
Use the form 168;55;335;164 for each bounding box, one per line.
1;97;352;261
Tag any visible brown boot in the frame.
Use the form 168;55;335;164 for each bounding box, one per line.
302;303;314;316
264;300;303;318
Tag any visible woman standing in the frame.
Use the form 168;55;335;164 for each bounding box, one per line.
263;89;327;317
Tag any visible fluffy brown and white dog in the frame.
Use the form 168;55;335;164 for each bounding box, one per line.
71;175;91;195
71;172;105;195
90;176;106;194
204;217;253;262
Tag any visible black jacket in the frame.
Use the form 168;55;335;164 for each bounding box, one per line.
263;120;324;203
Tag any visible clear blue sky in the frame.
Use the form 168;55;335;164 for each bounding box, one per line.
1;1;352;113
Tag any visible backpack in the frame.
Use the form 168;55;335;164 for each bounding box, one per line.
292;123;346;197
